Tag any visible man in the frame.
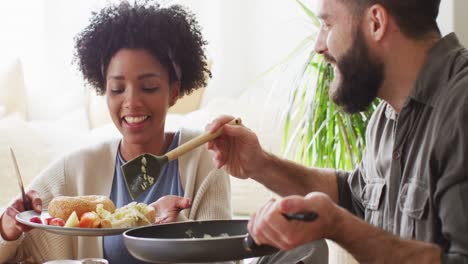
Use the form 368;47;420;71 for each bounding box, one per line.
207;0;467;263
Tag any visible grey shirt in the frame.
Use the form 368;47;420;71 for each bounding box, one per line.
336;33;468;263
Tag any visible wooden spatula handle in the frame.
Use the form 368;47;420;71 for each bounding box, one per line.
165;118;242;161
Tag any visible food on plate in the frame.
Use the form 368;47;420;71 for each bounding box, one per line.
64;211;80;228
48;195;116;221
79;211;101;228
44;217;54;225
96;202;155;228
49;218;65;227
38;195;156;229
29;216;43;224
32;195;155;229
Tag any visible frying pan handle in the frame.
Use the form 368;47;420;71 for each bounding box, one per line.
243;212;318;252
244;233;278;253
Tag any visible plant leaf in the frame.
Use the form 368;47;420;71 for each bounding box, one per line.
295;0;320;27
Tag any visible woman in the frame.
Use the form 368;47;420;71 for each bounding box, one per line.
0;1;231;263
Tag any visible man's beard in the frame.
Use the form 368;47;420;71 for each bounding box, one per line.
325;27;384;114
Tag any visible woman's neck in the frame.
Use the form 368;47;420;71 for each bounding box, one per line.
119;132;175;161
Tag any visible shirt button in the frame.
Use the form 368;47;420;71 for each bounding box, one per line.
393;150;401;160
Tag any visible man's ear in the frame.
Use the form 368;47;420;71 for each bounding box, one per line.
169;81;181;107
365;4;388;42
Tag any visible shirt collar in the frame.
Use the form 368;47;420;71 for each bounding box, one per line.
410;33;465;107
385;103;398;120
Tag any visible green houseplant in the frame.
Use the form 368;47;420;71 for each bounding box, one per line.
280;0;379;170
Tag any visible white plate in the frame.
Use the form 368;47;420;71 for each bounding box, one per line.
16;210;130;236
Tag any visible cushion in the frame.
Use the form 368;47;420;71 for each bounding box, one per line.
0;58;28;119
29;108;90;160
0;106;5;118
0;114;49;208
169;87;205;114
85;90;112;129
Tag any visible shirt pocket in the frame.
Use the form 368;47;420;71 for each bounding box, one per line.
398;180;429;239
361;178;386;227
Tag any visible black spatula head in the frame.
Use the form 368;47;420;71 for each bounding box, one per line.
121;154;169;199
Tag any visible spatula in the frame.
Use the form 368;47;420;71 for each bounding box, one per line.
121;118;241;199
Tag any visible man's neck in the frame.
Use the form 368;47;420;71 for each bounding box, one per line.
378;34;440;113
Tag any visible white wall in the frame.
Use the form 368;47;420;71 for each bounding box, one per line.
438;0;454;36
437;0;467;46
175;0;310;106
453;0;468;46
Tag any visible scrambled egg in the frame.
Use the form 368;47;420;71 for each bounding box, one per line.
96;202;154;228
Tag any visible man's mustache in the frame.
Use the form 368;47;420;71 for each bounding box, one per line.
323;53;337;64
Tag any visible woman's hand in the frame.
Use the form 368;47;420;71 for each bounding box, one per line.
206;115;267;180
149;195;191;224
248;192;340;250
0;190;42;241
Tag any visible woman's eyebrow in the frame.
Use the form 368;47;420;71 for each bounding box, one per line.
138;73;161;80
106;73;161;81
107;75;125;81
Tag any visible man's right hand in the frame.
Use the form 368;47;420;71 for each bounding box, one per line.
0;190;42;241
247;192;339;250
206;115;268;180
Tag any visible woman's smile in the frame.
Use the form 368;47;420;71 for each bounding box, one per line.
122;115;151;131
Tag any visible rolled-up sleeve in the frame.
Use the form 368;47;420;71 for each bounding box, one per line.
336;164;365;218
336;169;353;210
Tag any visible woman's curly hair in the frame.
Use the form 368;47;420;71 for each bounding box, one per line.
73;0;210;96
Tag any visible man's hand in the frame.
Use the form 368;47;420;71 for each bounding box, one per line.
0;190;42;241
206;115;267;179
248;192;339;250
150;195;191;224
248;192;442;263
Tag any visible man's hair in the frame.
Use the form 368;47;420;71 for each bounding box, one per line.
342;0;441;39
74;1;210;96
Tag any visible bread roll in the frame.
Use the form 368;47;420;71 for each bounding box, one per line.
48;195;116;221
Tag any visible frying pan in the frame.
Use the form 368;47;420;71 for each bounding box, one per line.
123;213;317;263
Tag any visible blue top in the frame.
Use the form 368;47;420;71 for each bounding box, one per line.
103;132;183;263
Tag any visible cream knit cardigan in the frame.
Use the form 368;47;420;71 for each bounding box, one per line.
0;128;232;263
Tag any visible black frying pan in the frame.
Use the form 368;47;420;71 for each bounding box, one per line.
123;213;317;263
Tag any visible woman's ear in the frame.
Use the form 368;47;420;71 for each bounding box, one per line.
169;81;181;107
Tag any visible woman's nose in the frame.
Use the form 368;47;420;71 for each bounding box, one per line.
123;87;143;109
